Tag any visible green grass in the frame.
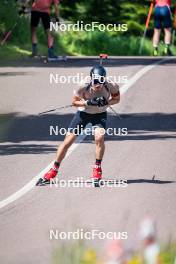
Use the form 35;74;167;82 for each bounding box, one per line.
58;30;153;56
1;29;176;61
0;33;152;61
0;44;31;60
160;243;176;264
1;0;176;60
52;241;97;264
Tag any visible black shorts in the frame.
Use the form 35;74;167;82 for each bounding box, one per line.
31;10;50;30
69;111;107;135
154;6;172;29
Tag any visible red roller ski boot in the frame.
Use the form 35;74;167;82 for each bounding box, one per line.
36;163;59;186
92;164;102;187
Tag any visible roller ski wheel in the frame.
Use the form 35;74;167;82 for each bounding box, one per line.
36;177;50;186
36;167;58;186
93;178;102;187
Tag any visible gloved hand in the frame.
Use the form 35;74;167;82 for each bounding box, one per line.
18;7;25;15
96;96;108;107
51;16;60;23
86;97;108;107
55;16;60;23
86;98;99;106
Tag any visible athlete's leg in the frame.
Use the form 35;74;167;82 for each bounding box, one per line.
31;27;38;43
90;111;107;181
31;11;40;56
94;127;105;160
45;29;56;58
92;127;105;180
40;133;76;183
55;133;77;163
31;27;38;56
163;6;172;55
45;29;54;48
164;27;172;44
153;29;161;48
153;6;161;55
36;111;87;184
164;27;172;55
41;12;56;57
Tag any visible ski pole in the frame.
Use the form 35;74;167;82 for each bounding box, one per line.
109;105;122;120
139;0;154;54
38;104;72;115
1;20;19;46
1;5;29;46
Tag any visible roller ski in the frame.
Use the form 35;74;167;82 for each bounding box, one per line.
44;55;67;63
43;47;67;63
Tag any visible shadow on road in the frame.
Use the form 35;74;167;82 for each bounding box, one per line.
127;178;175;185
0;144;57;155
0;72;31;77
0;111;175;155
35;178;176;187
106;112;176;141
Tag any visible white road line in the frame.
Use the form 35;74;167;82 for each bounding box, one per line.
120;57;171;95
0;125;91;210
0;58;173;210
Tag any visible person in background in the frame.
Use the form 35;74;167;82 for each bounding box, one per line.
153;0;172;56
104;240;127;264
30;0;60;57
139;217;161;264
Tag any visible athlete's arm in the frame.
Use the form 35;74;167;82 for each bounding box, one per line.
108;84;120;105
72;95;87;107
108;93;120;105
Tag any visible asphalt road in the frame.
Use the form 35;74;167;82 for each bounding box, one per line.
0;57;176;264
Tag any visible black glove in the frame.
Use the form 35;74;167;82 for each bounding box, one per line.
18;7;25;15
51;16;60;23
96;96;108;107
55;16;60;23
86;98;99;106
86;97;108;107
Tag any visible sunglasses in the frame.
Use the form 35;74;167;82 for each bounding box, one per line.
92;77;105;85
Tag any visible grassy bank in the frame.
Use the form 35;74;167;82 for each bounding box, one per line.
1;31;176;61
0;32;164;60
1;0;176;60
1;20;176;60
